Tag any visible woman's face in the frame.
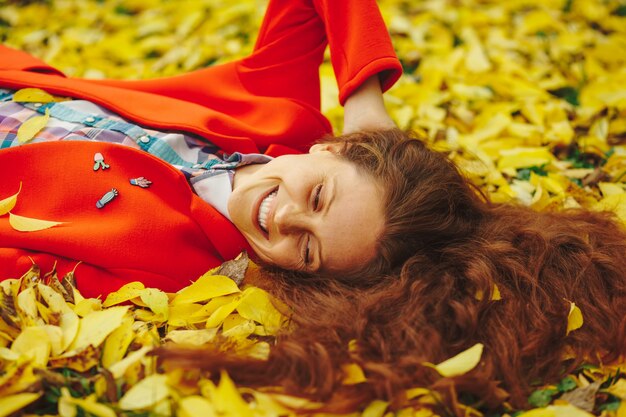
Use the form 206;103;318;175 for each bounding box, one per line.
228;144;385;274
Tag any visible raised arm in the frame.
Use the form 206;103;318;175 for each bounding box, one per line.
343;73;396;134
310;0;400;134
310;0;401;106
245;0;401;122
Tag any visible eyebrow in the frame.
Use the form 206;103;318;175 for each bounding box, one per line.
316;175;336;272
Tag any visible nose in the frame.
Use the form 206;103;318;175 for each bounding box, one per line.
273;202;310;234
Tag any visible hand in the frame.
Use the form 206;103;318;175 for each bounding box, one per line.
343;74;396;134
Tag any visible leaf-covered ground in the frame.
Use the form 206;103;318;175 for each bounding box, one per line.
1;0;626;416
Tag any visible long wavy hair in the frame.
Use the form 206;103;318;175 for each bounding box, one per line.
158;129;626;413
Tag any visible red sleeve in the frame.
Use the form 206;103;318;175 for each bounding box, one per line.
312;0;402;105
0;45;66;77
248;0;402;107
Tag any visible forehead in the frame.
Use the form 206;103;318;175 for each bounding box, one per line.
317;160;385;273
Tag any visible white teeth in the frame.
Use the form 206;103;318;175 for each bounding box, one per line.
258;190;277;232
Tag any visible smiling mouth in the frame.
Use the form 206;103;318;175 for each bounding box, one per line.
258;189;278;233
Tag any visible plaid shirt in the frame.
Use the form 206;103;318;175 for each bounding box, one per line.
0;89;271;220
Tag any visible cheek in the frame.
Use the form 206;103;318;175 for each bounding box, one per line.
228;193;248;229
252;238;299;269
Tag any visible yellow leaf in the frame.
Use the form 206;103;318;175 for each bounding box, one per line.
0;393;41;417
607;378;626;399
59;390;116;417
598;182;625;198
465;41;491;73
35;300;52;323
432;343;484;377
497;147;555;170
595;193;626;223
342;363;367;385
406;387;432;400
0;279;19;298
521;100;546;126
69;306;129;351
59;312;80;353
531;173;565;197
204;297;241;328
567;302;583;335
108;346;152;379
241;390;302;416
244;341;271;360
617;400;626;417
168;303;206;327
73;298;102;317
102;282;145;307
11;326;51;367
101;315;135;368
348;339;359;353
475;284;501;301
50;344;100;372
9;212;63;232
133;309;156;322
118;374;170;410
58;387;77;417
362;400;389;417
0;361;39;397
461;112;512;146
550;404;595;417
0;348;19;361
16;287;38;324
178;396;218;417
547;121;575;145
414;409;437;417
222;314;255;340
37;282;72;314
492;284;502;300
93;375;108;398
17;108;50;144
152;399;171;416
517;408;556;417
12;88;56;103
225;319;256;340
164;328;218;346
18;262;41;292
222;313;250;332
206;371;253;417
171;274;240;305
139;288;169;320
236;287;284;333
66;395;117;417
41;324;64;357
0;182;21;216
191;293;240;319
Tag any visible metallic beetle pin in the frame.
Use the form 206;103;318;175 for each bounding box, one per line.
96;188;118;209
129;177;152;188
93;152;110;171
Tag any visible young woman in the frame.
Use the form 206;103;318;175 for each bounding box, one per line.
0;0;402;297
1;0;625;412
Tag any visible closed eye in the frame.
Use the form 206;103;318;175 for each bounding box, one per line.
303;235;311;265
302;183;323;267
313;184;323;210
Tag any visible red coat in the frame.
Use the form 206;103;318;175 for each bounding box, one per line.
0;0;401;298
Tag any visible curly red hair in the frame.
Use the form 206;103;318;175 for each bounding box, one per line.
158;130;626;413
